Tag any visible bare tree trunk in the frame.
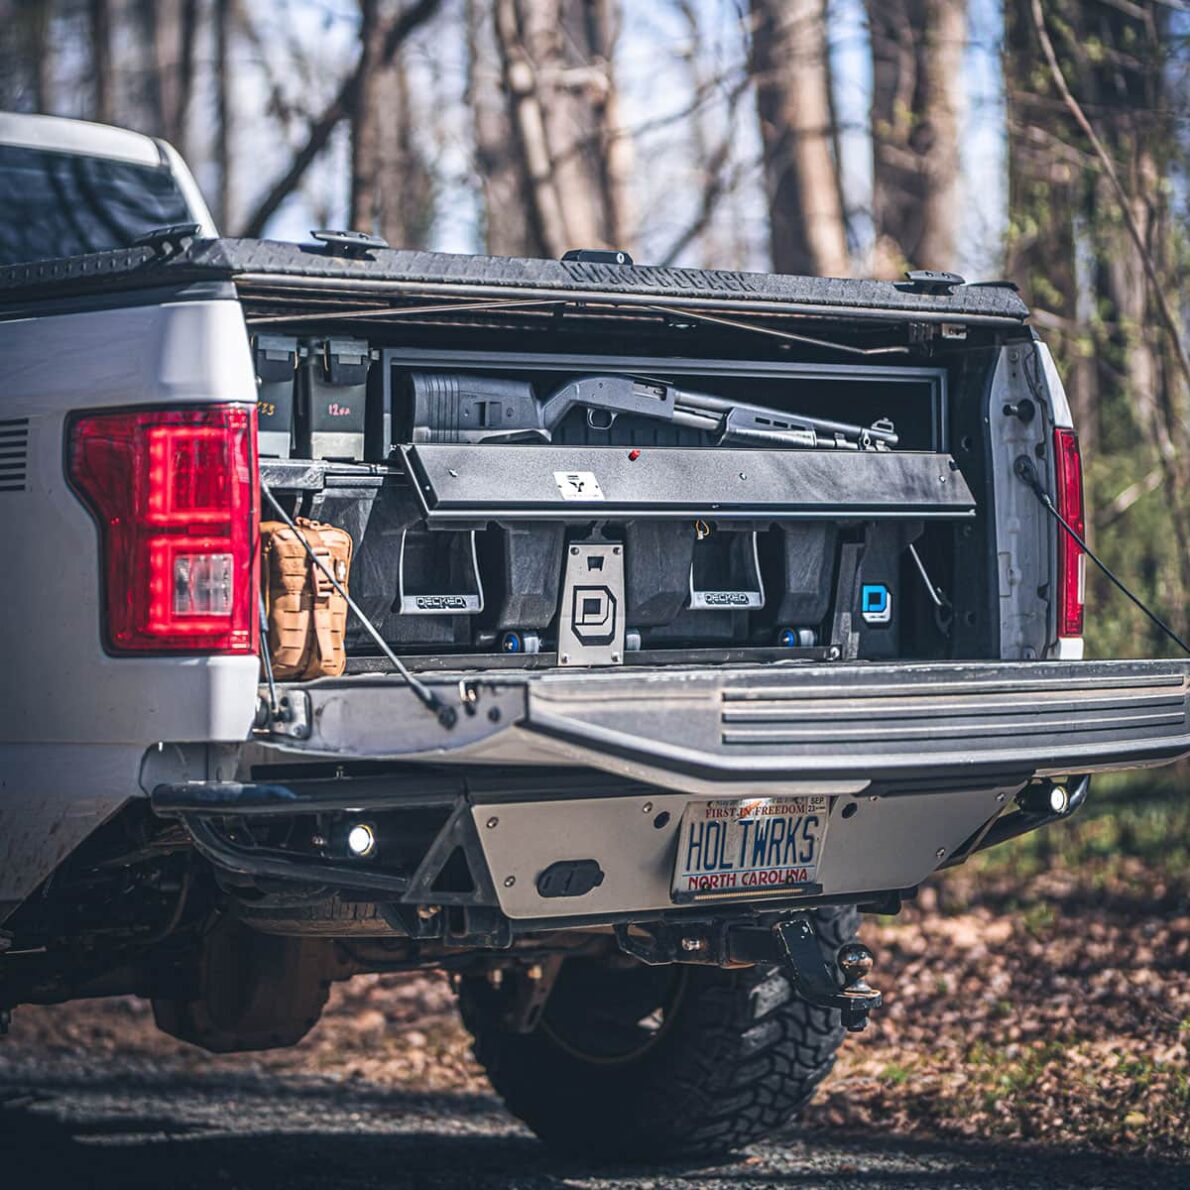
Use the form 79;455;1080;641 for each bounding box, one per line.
750;0;849;277
665;0;724;268
1004;0;1095;447
350;0;384;233
214;0;233;230
175;0;200;158
31;0;52;112
11;0;53;112
134;0;165;135
157;0;180;139
89;0;113;123
492;0;632;258
467;0;534;254
494;0;570;255
660;0;752;269
673;0;714;267
578;0;632;250
868;0;966;277
153;0;184;141
376;40;434;246
1077;2;1190;623
241;0;442;239
1079;1;1168;458
375;51;404;244
1009;0;1190;639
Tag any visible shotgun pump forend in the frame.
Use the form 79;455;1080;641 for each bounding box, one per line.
406;373;898;451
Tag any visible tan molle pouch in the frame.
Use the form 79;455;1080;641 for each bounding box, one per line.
261;518;353;680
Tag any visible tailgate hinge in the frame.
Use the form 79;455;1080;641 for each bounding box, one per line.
256;688;312;740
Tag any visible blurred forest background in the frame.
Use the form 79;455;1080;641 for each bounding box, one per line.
0;0;1188;657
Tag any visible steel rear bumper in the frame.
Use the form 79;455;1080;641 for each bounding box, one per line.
257;659;1190;793
166;660;1189;925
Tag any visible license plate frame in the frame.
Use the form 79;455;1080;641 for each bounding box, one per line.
671;796;831;903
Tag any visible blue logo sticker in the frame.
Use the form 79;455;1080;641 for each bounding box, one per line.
861;583;892;624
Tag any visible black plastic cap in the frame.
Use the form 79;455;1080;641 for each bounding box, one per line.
562;248;634;266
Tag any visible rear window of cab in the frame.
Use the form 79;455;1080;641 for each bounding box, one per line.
0;143;192;266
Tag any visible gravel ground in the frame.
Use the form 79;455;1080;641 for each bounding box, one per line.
1;1050;1184;1190
1;921;1185;1190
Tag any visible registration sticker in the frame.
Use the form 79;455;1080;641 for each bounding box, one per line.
671;796;830;900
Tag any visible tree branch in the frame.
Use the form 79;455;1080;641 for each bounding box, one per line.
1030;0;1190;397
235;0;307;134
1098;465;1164;529
240;0;443;238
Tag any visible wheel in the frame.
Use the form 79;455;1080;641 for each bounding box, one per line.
152;917;335;1053
457;906;860;1161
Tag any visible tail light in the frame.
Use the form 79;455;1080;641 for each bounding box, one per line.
68;405;258;653
1053;427;1085;639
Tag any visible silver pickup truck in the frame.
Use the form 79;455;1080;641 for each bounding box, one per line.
2;114;1188;1162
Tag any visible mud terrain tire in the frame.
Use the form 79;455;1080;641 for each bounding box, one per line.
457;906;859;1161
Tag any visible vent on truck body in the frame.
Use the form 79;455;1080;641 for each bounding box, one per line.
0;418;28;492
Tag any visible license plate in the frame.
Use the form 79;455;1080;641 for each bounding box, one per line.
671;796;830;901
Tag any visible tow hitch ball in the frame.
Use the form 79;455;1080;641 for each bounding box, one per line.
773;914;882;1032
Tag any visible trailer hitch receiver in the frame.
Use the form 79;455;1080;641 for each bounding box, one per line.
773;913;882;1032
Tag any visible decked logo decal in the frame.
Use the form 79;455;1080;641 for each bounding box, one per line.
570;584;618;646
554;470;605;501
860;583;892;624
700;591;752;607
414;594;471;611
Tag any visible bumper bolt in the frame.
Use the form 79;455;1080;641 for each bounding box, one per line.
486;817;499;829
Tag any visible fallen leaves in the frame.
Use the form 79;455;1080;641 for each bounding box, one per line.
799;843;1190;1160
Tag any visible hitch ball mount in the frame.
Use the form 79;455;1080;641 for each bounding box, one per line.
772;914;882;1032
614;910;882;1032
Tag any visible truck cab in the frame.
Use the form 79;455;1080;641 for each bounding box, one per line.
0;112;216;266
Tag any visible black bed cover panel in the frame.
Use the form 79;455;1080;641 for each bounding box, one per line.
0;237;1029;325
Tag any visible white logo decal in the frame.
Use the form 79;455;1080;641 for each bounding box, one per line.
554;470;605;501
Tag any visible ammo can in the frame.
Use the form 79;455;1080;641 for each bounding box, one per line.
252;334;298;458
298;337;370;461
